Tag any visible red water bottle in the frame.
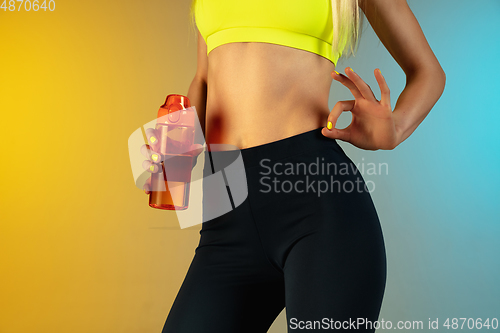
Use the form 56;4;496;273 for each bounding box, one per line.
149;94;196;210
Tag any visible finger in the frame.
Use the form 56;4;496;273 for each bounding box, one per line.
142;160;160;173
322;100;354;143
322;124;352;143
375;68;391;107
143;178;151;195
140;144;163;163
150;151;162;163
145;128;160;148
331;70;363;99
140;144;150;158
344;67;378;101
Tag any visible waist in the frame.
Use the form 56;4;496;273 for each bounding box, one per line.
204;42;335;149
204;107;331;149
203;127;343;171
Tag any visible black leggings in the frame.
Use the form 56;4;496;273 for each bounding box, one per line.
162;127;387;332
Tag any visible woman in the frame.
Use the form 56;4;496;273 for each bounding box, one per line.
147;0;445;331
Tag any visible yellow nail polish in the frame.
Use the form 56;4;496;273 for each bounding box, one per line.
149;165;155;172
334;70;340;75
349;67;355;72
327;121;333;130
378;68;382;74
150;136;157;143
151;154;158;162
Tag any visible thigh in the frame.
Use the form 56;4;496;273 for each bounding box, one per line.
283;177;387;332
161;252;284;333
162;201;286;333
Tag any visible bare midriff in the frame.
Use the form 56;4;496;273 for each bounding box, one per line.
205;42;336;149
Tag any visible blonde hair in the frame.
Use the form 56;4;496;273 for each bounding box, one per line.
331;0;364;62
188;0;364;63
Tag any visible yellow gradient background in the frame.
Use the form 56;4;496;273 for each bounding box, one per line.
1;1;277;332
4;1;500;332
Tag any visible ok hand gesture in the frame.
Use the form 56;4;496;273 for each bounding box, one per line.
321;67;400;150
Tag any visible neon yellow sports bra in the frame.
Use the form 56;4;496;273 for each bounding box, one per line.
194;0;342;66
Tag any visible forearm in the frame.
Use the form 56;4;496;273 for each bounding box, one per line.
392;66;446;145
187;76;208;145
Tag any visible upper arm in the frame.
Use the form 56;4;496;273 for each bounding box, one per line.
195;27;209;83
359;0;445;78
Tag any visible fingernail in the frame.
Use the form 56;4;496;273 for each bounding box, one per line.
149;165;155;172
151;154;159;162
349;67;355;72
334;70;340;75
149;136;157;144
327;121;333;130
378;68;382;74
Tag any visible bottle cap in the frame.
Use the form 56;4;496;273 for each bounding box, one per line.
157;94;191;119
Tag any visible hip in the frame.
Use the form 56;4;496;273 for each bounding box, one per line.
201;126;381;236
202;127;372;206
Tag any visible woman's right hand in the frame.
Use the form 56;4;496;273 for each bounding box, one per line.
141;128;162;195
141;128;204;195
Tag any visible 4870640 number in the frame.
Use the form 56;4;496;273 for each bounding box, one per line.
1;0;55;11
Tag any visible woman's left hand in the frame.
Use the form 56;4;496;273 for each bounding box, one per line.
321;67;400;150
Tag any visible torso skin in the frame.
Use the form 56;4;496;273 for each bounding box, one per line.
205;42;336;149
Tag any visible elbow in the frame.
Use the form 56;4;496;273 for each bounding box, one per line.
427;64;446;86
407;59;446;84
192;74;207;87
429;65;446;109
436;63;446;88
437;66;446;97
429;66;446;104
409;63;446;96
433;59;446;92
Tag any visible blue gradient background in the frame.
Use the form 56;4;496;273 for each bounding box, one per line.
329;0;500;329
